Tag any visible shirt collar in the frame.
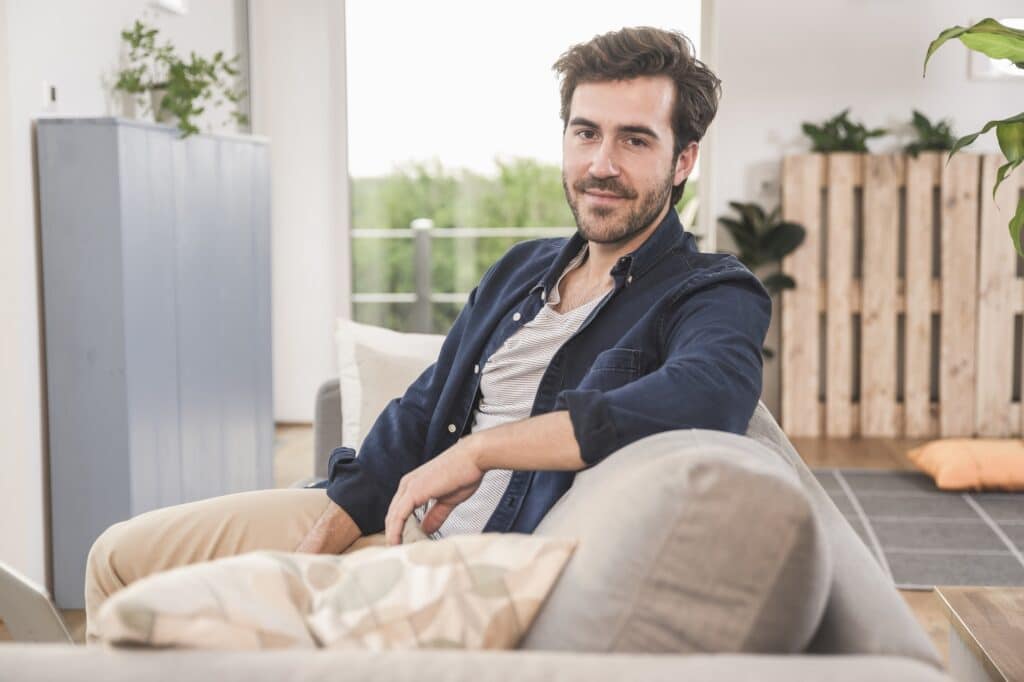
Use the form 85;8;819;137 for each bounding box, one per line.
531;208;691;298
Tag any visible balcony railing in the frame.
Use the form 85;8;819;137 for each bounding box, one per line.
352;221;577;332
351;198;699;333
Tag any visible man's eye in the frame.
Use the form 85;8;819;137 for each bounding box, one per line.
576;129;597;140
626;137;648;147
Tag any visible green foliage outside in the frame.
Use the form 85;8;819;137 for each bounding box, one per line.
351;157;697;332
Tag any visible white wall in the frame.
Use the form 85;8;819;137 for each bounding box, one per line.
249;0;351;424
0;0;243;588
707;0;1018;416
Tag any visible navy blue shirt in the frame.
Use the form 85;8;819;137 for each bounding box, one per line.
326;208;771;535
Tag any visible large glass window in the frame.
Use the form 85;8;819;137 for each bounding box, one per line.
345;2;703;332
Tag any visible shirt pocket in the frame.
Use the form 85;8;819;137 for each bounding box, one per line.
580;347;643;390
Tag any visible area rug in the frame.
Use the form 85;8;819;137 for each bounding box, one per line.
813;469;1024;589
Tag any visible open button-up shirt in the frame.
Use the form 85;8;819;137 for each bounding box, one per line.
326;208;772;535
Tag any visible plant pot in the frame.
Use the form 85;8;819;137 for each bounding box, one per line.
149;88;178;126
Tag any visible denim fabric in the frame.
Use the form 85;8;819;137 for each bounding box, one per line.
327;208;772;535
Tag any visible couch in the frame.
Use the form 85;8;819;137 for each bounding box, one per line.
0;380;950;681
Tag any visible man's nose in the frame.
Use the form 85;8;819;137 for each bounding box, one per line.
588;139;620;178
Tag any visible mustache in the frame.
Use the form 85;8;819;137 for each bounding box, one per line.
573;176;637;199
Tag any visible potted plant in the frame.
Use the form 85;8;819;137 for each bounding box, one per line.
801;109;887;153
924;17;1024;255
904;110;956;157
718;201;806;357
113;19;248;137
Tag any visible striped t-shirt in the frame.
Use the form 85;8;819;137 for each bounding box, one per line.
416;242;611;538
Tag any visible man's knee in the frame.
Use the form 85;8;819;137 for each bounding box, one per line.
85;519;131;587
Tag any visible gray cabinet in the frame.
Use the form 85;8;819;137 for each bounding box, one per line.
36;118;273;608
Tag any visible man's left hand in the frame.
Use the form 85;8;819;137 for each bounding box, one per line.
384;437;485;545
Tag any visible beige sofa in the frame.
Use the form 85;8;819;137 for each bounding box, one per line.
0;387;950;681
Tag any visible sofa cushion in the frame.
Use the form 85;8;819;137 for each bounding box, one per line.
522;428;831;654
95;534;575;651
335;318;445;450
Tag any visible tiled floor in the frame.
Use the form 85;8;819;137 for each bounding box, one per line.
3;428;953;667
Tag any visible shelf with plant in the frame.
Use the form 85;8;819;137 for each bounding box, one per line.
113;19;248;138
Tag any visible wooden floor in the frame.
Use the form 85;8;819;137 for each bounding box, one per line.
3;429;951;667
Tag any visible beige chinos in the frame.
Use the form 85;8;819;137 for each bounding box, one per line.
83;488;406;644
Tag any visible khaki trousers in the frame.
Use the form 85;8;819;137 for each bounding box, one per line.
83;488;391;644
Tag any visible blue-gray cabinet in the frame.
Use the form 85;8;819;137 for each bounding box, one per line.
36;118;273;608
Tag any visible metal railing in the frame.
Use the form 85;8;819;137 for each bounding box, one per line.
351;220;577;332
351;197;699;332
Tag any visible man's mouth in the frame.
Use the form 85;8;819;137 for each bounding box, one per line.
583;190;627;204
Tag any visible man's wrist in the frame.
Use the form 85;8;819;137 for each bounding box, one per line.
464;432;491;471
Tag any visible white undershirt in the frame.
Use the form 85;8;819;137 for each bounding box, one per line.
419;243;611;538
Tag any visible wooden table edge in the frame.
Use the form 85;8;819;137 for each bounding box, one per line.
935;587;1011;682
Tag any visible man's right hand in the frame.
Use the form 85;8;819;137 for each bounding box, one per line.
295;501;362;554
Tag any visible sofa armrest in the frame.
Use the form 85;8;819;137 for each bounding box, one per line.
313;378;342;479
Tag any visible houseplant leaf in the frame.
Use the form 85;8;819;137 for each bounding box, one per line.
948;112;1024;160
761;272;797;294
760;222;807;260
959;18;1024;63
1010;196;1024;257
924;18;1024;74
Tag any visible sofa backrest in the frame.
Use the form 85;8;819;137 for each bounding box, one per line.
744;402;941;666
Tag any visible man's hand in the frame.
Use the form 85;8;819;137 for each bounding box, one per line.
384;438;485;545
295;501;362;554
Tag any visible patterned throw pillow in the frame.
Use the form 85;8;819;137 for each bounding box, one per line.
95;534;575;651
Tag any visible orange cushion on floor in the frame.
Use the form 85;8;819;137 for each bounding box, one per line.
907;439;1024;491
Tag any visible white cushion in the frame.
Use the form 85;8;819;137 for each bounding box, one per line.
335;318;445;450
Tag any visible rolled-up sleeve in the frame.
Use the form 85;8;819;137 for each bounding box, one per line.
554;278;771;467
325;282;484;534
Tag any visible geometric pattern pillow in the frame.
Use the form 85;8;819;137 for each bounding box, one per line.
94;534;575;651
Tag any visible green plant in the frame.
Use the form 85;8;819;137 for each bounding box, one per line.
924;17;1024;256
114;19;248;137
801;109;887;152
904;110;956;157
718;201;806;358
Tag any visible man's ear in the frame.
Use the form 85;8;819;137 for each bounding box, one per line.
673;141;699;186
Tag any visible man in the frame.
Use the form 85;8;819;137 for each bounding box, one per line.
84;26;770;640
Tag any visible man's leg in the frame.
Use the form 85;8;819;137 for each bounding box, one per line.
84;488;383;643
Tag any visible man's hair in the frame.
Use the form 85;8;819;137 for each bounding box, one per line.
552;26;722;205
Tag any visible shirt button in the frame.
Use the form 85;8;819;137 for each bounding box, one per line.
447;423;457;433
627;275;633;284
513;312;522;321
474;364;480;374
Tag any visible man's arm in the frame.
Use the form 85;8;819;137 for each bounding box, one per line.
382;276;770;544
383;411;583;544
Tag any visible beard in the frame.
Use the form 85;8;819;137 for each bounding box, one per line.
562;167;675;245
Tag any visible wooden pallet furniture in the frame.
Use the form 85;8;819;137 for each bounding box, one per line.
780;152;1024;438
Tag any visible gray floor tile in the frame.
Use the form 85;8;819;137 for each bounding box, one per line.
887;552;1024;587
839;470;938;494
856;493;976;519
972;495;1024;522
871;519;1007;551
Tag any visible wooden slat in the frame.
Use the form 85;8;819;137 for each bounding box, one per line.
825;154;860;436
781;155;824;436
939;153;980;436
904;152;940;437
976;155;1022;436
860;155;903;436
818;279;941;314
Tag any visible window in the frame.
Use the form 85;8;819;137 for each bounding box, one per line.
345;2;703;332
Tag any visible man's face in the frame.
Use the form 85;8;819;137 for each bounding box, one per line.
561;76;690;245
